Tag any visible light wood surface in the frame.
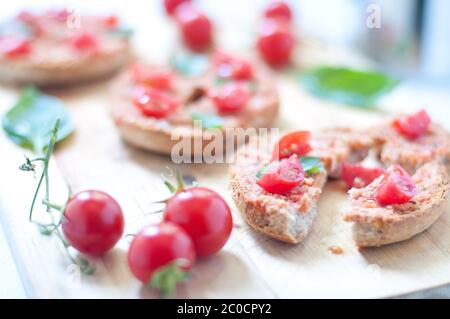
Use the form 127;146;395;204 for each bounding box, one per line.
0;0;450;299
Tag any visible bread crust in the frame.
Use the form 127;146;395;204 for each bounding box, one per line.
111;61;279;156
0;13;131;87
230;134;326;244
344;162;450;247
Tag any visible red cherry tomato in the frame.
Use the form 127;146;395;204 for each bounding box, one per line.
257;155;305;194
100;15;120;28
164;187;232;257
127;222;195;284
213;51;253;81
0;36;31;58
163;0;192;16
257;19;294;68
62;190;124;256
375;165;417;205
341;163;385;189
208;83;250;113
264;1;292;22
392;109;431;139
175;3;212;52
272;131;312;160
129;64;173;91
69;32;99;52
132;86;180;118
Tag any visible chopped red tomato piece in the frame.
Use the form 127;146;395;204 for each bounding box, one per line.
272;131;312;160
164;0;192;16
132;86;180;118
375;165;417;205
213;51;253;81
100;15;120;28
175;3;212;52
257;155;304;194
208;83;250;113
257;19;294;68
129;64;173;91
69;32;99;52
264;1;292;22
392;109;431;139
341;163;385;189
0;36;31;58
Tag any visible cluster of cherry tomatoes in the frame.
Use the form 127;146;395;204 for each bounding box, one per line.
58;179;232;294
164;0;296;68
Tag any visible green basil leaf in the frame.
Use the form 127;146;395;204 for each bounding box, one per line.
170;51;209;76
109;26;133;38
300;66;399;107
2;87;74;153
191;113;224;129
300;157;324;175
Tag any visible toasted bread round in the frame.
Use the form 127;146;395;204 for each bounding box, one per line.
230;134;327;244
344;162;450;247
0;10;131;87
111;59;279;157
369;122;450;174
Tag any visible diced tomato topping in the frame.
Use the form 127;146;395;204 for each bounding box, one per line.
132;86;180;118
272;131;312;160
341;163;385;189
164;0;192;16
257;155;304;194
46;9;71;22
0;36;31;58
264;1;292;22
392;109;431;140
69;32;99;52
100;15;120;28
213;51;253;81
207;83;250;113
129;64;173;91
175;3;212;52
257;19;294;68
375;165;417;206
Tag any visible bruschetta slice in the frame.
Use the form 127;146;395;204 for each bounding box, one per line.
370;110;450;174
0;9;131;86
230;135;326;244
111;52;279;156
344;162;450;247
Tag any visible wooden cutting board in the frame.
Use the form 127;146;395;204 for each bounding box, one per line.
1;0;450;299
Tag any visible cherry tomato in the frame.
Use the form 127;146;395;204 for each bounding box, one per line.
164;0;192;16
272;131;312;160
257;19;294;68
341;163;385;189
376;165;417;205
100;15;120;28
69;32;99;52
264;1;292;22
62;190;124;256
164;187;232;257
208;82;250;113
129;64;173;91
132;86;180;118
392;109;431;139
175;3;212;52
127;222;195;284
0;36;31;58
213;51;253;81
257;155;304;194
